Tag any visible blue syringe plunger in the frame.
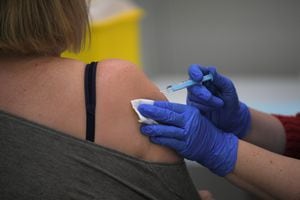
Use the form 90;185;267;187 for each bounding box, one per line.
164;73;213;93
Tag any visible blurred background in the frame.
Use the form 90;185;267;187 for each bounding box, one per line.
135;0;300;76
64;0;300;199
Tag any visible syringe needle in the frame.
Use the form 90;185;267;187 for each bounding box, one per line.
161;73;213;94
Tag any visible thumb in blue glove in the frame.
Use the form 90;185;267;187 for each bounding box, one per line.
187;64;251;138
138;101;238;177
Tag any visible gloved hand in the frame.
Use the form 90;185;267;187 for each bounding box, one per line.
138;101;238;177
187;64;251;138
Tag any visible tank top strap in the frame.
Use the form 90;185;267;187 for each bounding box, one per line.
84;62;98;142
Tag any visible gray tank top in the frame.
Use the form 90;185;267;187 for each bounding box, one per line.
0;111;200;200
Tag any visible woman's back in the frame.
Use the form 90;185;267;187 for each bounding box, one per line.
0;57;200;199
0;57;180;162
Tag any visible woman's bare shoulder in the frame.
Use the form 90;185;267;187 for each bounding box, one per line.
95;59;182;163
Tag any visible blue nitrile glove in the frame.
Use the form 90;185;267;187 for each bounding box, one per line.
187;64;251;138
138;101;238;177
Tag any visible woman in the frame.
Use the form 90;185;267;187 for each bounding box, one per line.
0;1;201;199
138;64;300;199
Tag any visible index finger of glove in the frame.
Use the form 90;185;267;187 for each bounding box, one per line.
138;104;185;127
153;101;188;114
150;136;186;152
140;124;186;140
187;85;224;108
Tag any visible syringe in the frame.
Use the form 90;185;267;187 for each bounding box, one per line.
161;73;213;94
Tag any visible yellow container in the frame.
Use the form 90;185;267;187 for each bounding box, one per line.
62;8;143;66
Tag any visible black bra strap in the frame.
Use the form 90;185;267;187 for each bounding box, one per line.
84;62;97;142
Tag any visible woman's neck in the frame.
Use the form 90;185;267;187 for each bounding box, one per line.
0;55;63;71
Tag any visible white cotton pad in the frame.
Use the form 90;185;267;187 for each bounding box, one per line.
131;99;158;125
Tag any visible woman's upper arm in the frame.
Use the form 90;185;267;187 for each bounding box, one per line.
95;59;181;163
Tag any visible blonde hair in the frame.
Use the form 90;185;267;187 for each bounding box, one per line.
0;0;90;56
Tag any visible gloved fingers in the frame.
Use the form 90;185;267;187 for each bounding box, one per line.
187;93;221;112
140;124;185;140
138;103;185;127
188;64;211;82
187;100;215;113
188;64;235;95
153;101;187;114
188;64;224;98
207;67;236;94
150;136;186;152
187;85;224;108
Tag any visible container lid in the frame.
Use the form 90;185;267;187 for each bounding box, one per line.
89;0;139;23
